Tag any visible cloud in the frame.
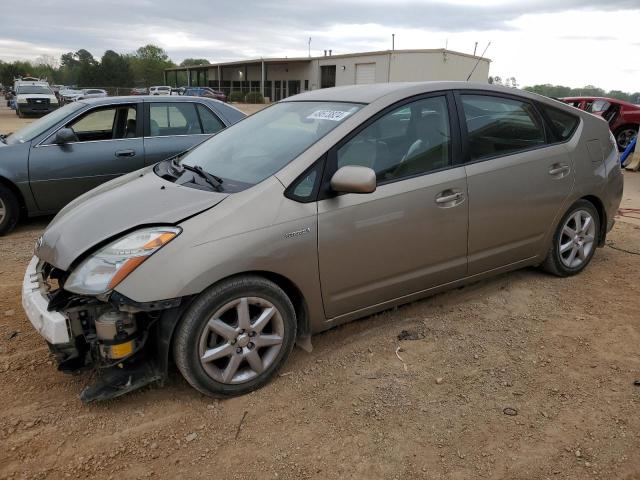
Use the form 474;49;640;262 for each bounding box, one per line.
0;0;638;62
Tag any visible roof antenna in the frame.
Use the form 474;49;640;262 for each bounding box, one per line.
467;41;491;81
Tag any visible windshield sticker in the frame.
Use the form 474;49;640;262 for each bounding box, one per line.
307;110;353;122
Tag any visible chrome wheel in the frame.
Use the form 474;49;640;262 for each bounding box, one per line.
558;209;596;269
198;297;284;384
0;197;5;224
617;128;637;150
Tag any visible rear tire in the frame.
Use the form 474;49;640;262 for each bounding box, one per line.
541;200;600;277
173;275;297;398
0;184;20;236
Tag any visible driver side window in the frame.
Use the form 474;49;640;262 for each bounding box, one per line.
52;105;138;143
336;96;451;184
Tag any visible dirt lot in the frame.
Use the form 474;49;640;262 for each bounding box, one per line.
1;104;640;480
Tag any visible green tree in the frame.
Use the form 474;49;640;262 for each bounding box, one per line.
180;58;210;67
99;50;134;87
131;44;175;86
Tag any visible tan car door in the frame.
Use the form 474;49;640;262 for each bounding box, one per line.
457;92;574;275
317;93;469;319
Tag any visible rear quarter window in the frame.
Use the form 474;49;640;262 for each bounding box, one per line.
541;105;580;141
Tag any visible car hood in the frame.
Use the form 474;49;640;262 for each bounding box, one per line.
36;167;228;270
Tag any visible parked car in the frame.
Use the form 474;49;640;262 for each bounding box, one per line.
14;82;59;118
59;88;84;103
21;82;623;402
130;87;148;95
560;96;639;151
78;89;108;100
0;96;245;234
183;86;227;102
149;86;172;96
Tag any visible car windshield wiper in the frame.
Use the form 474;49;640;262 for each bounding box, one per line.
180;163;224;191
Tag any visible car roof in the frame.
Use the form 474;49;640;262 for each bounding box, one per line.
78;95;225;105
284;81;547;104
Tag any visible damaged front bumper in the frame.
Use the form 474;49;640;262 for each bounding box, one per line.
21;256;186;403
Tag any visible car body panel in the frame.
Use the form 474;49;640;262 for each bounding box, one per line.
465;143;574;274
114;176;327;329
317;167;468;318
36;166;228;270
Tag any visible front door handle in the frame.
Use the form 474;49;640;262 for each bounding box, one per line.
548;163;570;177
115;149;136;158
435;190;464;206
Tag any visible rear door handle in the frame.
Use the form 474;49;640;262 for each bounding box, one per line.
435;190;464;206
115;149;136;157
548;163;570;177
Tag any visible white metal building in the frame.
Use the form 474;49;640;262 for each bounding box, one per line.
165;48;491;101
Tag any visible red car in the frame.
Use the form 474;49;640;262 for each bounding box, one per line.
560;96;639;151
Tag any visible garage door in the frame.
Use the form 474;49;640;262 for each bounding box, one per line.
355;63;376;84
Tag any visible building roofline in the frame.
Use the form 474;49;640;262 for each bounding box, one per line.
165;48;491;71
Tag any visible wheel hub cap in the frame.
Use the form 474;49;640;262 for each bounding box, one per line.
236;333;250;348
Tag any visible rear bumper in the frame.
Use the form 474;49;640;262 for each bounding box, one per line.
22;256;71;344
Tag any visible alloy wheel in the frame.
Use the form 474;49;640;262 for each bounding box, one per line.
0;197;5;224
198;297;284;384
617;128;637;150
558;209;596;269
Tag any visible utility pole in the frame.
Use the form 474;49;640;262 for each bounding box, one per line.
474;42;478;56
308;37;312;57
392;33;395;51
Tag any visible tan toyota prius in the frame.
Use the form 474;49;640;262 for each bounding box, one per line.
23;82;623;402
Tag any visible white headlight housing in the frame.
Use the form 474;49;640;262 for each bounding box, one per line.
65;226;181;295
17;97;28;104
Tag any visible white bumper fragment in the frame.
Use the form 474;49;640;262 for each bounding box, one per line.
21;256;71;344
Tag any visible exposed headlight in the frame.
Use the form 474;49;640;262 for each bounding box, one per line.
17;97;28;104
65;226;181;295
51;98;59;104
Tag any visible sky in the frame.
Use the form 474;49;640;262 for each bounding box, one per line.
1;0;639;92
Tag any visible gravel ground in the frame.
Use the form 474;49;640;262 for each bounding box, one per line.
1;103;639;480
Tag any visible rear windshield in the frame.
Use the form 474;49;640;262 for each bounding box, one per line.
17;85;53;95
181;101;363;188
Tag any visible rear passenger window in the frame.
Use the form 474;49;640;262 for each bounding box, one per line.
196;104;225;134
541;105;579;141
149;103;201;137
461;95;545;160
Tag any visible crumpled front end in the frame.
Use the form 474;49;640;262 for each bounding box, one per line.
22;256;184;403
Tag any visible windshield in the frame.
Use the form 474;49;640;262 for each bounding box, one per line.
181;101;363;188
17;85;53;95
6;102;84;144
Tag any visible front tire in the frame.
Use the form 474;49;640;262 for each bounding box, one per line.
0;184;20;236
173;275;297;398
541;200;600;277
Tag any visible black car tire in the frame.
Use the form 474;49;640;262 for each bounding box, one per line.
614;125;638;152
541;200;600;277
0;184;20;236
173;275;297;398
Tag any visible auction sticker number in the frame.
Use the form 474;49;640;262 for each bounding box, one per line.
307;110;352;122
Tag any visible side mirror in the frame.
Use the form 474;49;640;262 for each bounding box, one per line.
330;165;376;194
55;128;77;145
